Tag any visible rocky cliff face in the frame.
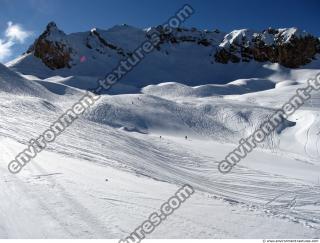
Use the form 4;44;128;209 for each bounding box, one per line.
214;28;320;68
149;25;225;49
25;22;320;70
27;22;73;69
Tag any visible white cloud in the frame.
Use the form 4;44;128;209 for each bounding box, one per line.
0;39;14;62
0;22;32;62
5;22;32;43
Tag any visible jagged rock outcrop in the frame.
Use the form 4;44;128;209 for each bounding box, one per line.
87;28;129;57
214;28;320;68
27;22;72;69
147;26;224;49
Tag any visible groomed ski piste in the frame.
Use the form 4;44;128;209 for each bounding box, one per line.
1;53;320;238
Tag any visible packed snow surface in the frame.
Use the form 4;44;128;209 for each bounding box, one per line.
1;58;320;238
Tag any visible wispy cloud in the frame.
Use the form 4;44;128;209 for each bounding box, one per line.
5;22;32;43
0;22;32;62
0;39;14;61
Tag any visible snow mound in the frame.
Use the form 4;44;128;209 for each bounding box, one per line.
142;79;275;98
0;63;52;97
275;80;299;88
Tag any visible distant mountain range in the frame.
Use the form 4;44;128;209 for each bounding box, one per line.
6;22;320;87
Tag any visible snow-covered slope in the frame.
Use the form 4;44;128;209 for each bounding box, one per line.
1;22;320;239
0;63;52;97
1;60;320;238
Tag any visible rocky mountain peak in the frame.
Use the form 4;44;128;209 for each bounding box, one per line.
26;22;71;69
215;27;319;68
46;21;58;31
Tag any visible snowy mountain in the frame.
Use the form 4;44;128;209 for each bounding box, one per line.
7;22;320;88
1;22;320;239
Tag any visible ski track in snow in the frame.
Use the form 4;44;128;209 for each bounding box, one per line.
1;62;320;238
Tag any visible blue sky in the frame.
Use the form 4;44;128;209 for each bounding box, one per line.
0;0;319;63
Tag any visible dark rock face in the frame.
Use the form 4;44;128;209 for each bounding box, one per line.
149;25;224;48
214;28;320;68
27;22;72;69
214;48;240;64
88;29;128;57
273;36;319;68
